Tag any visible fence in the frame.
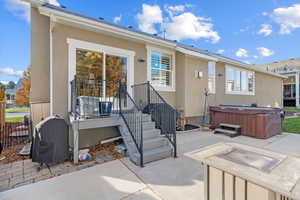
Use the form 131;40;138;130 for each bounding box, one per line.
0;101;5;131
0;120;32;149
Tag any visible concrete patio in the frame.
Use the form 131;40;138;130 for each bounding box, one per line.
1;131;300;200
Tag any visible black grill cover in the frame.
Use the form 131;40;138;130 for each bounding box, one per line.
31;116;69;164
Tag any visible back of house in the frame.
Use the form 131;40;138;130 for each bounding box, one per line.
25;0;284;149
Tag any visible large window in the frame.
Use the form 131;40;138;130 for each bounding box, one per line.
226;66;255;95
208;61;216;94
148;47;175;91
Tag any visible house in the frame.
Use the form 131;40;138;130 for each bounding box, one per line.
24;0;284;165
256;58;300;107
4;79;22;106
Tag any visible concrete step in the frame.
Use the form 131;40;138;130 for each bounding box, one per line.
214;128;240;138
132;145;173;164
143;121;156;130
143;129;160;139
129;137;167;152
119;126;160;140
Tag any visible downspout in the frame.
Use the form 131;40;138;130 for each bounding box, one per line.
49;15;55;115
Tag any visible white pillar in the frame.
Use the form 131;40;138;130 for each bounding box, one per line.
296;72;300;108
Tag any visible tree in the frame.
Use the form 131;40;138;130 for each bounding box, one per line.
7;81;16;89
14;68;30;106
0;87;5;102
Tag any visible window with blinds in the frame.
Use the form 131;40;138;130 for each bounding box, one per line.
151;51;172;87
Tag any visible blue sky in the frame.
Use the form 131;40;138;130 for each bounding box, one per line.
1;0;300;83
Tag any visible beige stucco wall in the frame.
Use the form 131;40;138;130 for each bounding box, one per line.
30;7;50;103
181;59;283;117
51;23;175;119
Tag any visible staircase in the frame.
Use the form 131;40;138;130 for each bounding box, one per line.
118;113;173;165
118;81;177;167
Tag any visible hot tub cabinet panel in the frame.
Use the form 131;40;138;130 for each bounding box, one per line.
210;106;282;139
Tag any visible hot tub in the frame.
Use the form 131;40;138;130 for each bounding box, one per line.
210;105;283;139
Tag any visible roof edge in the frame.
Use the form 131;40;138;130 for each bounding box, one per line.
34;3;286;79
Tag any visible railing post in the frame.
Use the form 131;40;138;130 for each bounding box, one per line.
173;110;177;158
147;81;150;114
119;80;122;114
140;113;144;167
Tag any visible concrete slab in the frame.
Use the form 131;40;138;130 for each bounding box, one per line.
122;188;162;200
2;130;300;200
264;133;300;157
122;155;205;200
0;160;146;200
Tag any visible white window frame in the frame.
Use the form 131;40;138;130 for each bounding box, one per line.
67;38;135;112
146;46;176;92
208;61;216;94
225;65;255;95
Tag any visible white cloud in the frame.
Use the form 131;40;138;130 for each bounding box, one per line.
256;47;274;57
165;12;220;43
4;0;60;22
258;24;272;36
113;15;122;24
235;48;248;57
271;4;300;34
253;55;259;59
136;4;220;43
0;67;24;77
164;4;193;16
262;12;268;16
137;4;163;34
217;49;225;54
4;0;30;22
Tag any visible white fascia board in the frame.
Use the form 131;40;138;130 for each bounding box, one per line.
38;6;176;49
21;0;45;7
217;56;286;79
176;47;218;61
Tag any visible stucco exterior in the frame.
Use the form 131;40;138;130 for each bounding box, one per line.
30;7;50;103
29;5;283;141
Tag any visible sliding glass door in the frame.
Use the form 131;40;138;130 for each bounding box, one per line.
75;49;128;99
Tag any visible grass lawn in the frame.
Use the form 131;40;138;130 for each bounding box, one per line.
6;107;29;113
5;116;24;122
283;114;300;134
284;107;300;112
6;107;30;113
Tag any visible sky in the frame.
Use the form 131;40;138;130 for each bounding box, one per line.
1;0;300;83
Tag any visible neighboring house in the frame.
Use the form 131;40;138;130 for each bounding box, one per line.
5;89;16;105
5;79;22;106
256;58;300;107
24;0;284;165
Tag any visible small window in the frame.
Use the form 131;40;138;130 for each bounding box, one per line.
226;66;255;95
150;51;172;88
208;61;216;93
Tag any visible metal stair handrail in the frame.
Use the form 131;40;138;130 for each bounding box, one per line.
118;81;144;167
132;82;177;158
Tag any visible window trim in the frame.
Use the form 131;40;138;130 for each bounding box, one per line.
208;61;216;94
146;46;176;92
225;65;255;96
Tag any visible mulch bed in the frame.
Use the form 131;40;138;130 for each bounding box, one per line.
0;144;29;165
0;139;125;166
